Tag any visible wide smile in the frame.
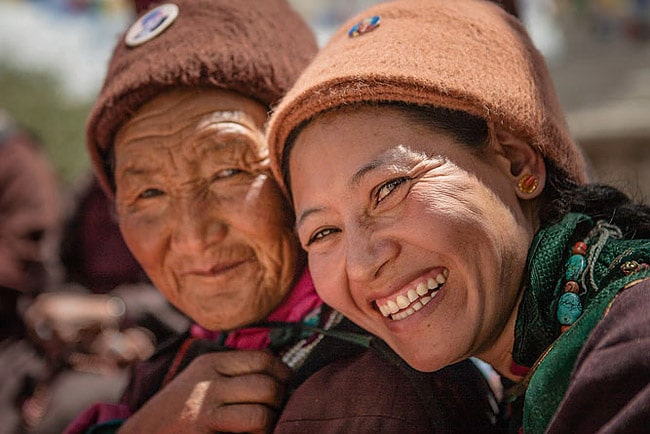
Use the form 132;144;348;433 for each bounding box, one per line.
375;269;448;321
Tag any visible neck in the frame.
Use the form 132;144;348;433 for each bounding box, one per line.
476;292;525;382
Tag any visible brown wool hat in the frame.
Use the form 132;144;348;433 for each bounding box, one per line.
268;0;588;195
87;0;317;196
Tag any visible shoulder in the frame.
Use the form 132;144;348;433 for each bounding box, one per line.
276;343;500;433
580;276;650;357
548;278;650;432
276;346;433;433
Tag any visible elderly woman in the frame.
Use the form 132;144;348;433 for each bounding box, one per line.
65;1;501;433
267;0;650;433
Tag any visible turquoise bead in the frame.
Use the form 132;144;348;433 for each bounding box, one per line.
565;254;586;281
557;292;583;325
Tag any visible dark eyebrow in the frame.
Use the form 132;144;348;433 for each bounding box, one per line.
296;206;325;231
348;158;383;189
349;149;413;189
119;166;154;178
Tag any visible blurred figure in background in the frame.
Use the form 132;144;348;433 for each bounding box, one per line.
0;107;187;433
0;108;63;299
21;170;189;433
0;107;65;433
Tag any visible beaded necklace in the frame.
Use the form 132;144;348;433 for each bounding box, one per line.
555;221;622;333
508;219;624;400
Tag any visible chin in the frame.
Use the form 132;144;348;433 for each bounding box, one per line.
192;309;244;332
403;354;440;372
394;343;454;373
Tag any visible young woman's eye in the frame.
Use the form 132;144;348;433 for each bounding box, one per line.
375;177;409;204
306;227;340;246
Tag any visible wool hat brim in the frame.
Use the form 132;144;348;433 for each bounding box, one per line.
268;0;587;195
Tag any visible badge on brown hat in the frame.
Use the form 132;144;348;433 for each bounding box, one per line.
125;3;179;47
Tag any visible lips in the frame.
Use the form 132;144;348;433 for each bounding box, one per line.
187;257;253;277
376;268;448;321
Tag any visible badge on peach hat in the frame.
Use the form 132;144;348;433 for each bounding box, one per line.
348;15;381;38
125;3;179;47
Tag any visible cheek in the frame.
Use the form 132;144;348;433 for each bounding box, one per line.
117;213;170;289
232;180;299;280
233;176;293;237
309;252;349;310
118;215;159;266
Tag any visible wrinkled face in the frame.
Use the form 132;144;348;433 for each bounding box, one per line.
290;106;535;371
114;88;300;331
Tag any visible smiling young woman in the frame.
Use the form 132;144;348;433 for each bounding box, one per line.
268;0;650;432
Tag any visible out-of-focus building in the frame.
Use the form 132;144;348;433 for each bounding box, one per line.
547;0;650;202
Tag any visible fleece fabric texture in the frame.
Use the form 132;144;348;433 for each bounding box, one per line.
267;0;587;194
87;0;317;196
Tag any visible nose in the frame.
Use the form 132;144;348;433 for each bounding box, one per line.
344;223;398;283
171;196;227;253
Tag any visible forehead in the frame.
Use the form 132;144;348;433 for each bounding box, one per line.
114;88;269;165
291;105;440;163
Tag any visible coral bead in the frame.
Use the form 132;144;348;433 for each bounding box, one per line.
564;281;580;294
572;242;587;255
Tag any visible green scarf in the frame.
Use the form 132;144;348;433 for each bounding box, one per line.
512;213;650;432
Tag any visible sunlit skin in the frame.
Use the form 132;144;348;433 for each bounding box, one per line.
114;88;301;331
289;106;545;378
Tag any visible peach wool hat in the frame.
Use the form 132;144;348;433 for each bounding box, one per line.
267;0;587;194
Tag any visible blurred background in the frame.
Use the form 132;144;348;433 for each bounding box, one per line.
0;0;649;200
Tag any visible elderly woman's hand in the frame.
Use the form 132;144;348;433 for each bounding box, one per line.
118;350;293;434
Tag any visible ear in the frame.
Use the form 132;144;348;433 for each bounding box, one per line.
494;128;546;199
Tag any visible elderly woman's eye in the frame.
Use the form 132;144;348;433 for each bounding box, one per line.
139;188;164;199
376;177;409;204
307;227;340;246
213;168;244;180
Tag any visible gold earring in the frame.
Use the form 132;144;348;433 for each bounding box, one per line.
518;174;538;194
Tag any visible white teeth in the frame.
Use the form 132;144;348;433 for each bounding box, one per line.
377;270;448;321
396;295;409;309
